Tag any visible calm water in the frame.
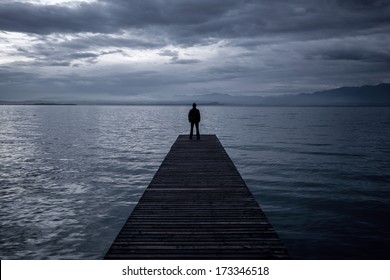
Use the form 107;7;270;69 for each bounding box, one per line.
0;105;389;259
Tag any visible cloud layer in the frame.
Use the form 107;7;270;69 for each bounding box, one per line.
0;0;389;102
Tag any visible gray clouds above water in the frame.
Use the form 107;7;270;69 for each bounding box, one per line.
1;1;389;39
0;0;389;102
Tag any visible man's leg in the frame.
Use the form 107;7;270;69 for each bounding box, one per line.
190;122;194;139
195;122;200;140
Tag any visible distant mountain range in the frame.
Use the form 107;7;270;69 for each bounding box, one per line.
1;83;389;106
179;83;390;106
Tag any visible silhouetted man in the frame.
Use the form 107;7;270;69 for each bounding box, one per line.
188;103;200;140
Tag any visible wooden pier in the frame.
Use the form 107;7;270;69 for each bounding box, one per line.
104;135;288;259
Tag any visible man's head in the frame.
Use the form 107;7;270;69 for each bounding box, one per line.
192;103;197;108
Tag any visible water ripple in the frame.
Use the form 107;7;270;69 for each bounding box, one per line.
1;105;390;259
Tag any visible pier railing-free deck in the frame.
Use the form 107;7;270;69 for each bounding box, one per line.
104;134;289;259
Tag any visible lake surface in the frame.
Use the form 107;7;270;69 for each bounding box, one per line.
0;105;389;259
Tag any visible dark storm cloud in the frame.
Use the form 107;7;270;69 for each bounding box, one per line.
0;68;36;84
59;34;165;50
307;47;390;63
0;0;388;44
0;65;227;101
0;1;108;34
0;68;158;100
7;33;132;67
158;50;179;58
206;65;253;80
1;0;390;72
170;58;201;64
0;0;240;40
300;35;390;66
1;0;390;101
0;68;61;100
13;45;124;67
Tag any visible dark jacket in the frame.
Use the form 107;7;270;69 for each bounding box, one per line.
188;108;201;123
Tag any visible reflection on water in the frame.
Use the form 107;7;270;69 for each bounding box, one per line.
0;105;389;259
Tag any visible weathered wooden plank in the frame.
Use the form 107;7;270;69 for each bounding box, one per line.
104;134;288;259
105;253;285;260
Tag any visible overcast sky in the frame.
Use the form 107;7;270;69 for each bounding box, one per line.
0;0;389;102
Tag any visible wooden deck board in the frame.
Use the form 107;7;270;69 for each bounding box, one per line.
104;134;288;259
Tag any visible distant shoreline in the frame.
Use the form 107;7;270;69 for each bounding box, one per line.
0;103;77;106
1;83;389;107
1;103;390;107
2;83;389;107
